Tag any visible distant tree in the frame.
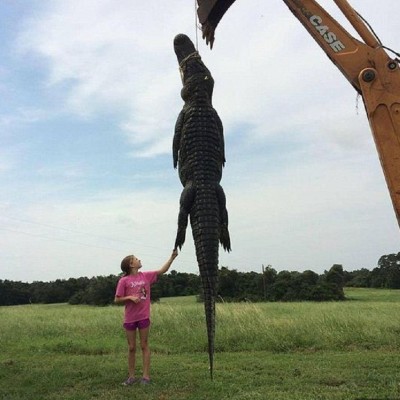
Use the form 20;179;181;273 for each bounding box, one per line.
31;278;85;304
269;270;294;301
152;270;200;300
387;266;400;289
301;270;319;286
0;280;31;305
370;267;386;288
68;290;86;305
325;264;344;287
218;267;240;300
297;270;320;300
344;268;371;287
72;275;118;306
377;252;400;289
323;264;345;300
263;266;277;285
1;260;359;306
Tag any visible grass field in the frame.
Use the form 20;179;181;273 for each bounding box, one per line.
1;288;400;399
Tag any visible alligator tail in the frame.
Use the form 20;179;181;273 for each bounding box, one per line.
180;182;229;379
201;274;217;379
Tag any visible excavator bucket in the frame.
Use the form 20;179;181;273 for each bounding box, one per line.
197;0;218;23
197;0;237;48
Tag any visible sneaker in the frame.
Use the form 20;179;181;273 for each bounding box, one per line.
140;378;151;385
122;377;138;386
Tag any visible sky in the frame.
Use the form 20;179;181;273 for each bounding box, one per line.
1;0;399;283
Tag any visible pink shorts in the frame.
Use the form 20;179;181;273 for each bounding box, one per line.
123;318;150;331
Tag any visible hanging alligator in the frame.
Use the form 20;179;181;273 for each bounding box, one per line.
172;33;231;379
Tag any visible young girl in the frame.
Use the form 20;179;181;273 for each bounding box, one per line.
114;249;178;386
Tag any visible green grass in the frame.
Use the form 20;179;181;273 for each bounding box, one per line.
345;286;400;302
1;289;400;399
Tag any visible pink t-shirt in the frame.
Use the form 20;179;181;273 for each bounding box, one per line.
115;271;158;323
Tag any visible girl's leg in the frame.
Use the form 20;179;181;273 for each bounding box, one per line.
125;329;137;378
139;326;151;379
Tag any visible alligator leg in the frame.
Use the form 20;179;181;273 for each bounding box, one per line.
174;183;195;250
173;109;184;169
216;184;231;252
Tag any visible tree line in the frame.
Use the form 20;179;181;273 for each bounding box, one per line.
1;252;399;306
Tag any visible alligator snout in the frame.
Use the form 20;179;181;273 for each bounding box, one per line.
174;33;196;63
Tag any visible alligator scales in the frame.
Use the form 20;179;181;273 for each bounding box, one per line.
172;33;231;379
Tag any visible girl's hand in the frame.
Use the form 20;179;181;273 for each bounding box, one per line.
157;249;179;275
129;295;141;303
171;249;178;260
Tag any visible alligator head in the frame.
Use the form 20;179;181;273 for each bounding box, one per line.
173;33;214;102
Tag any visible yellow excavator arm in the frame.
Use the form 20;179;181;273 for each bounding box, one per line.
197;0;400;228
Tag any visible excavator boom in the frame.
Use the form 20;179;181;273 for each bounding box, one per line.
197;0;400;228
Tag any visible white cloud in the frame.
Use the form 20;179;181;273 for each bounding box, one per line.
17;0;193;158
0;107;48;132
16;0;399;158
0;144;25;175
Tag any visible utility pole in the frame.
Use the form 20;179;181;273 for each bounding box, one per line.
262;264;266;300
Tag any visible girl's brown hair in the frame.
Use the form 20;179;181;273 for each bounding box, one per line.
120;255;133;276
